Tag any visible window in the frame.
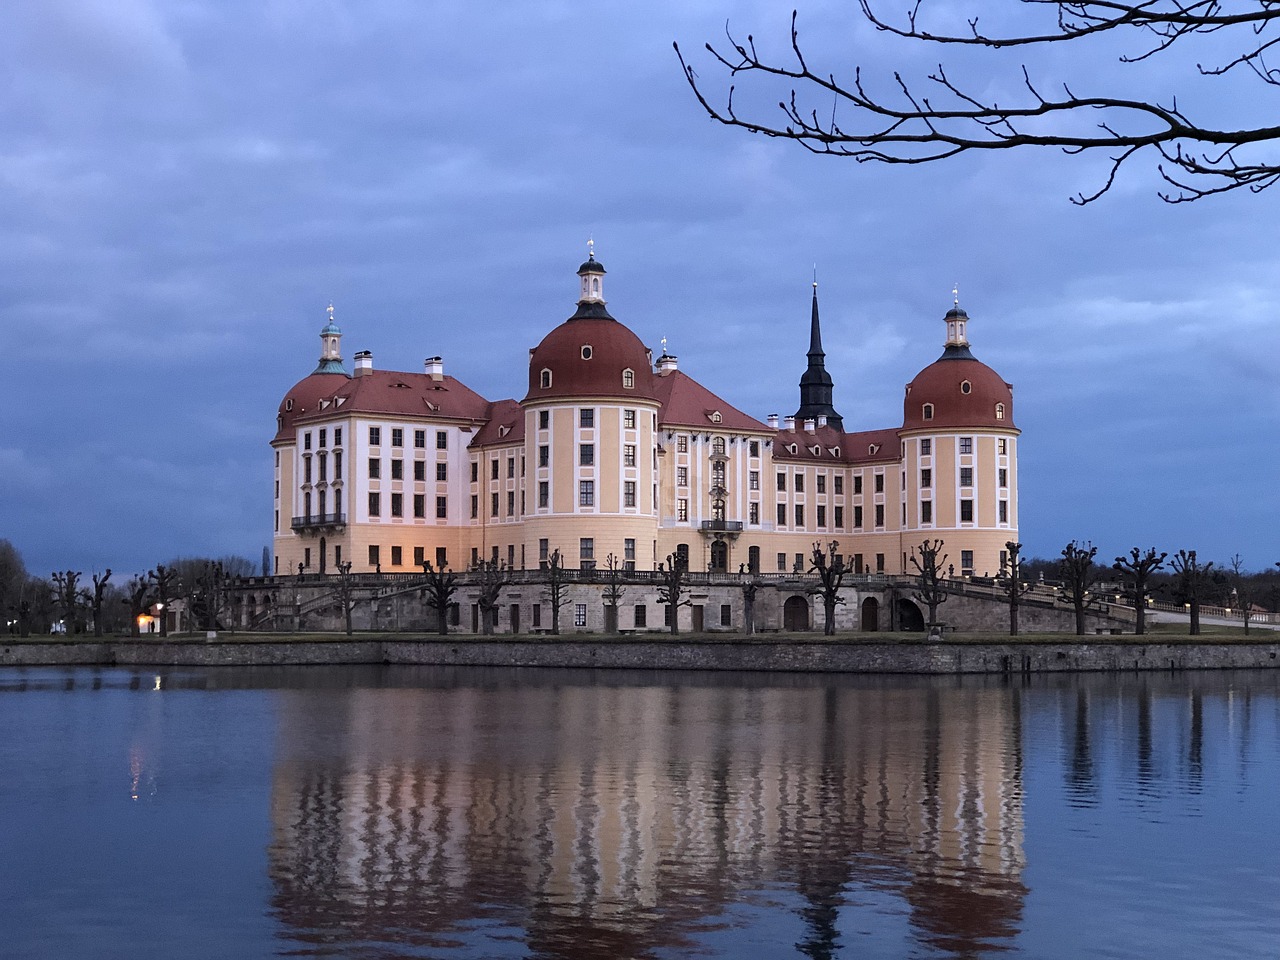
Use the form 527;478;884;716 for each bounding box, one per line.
712;436;726;455
490;460;499;481
539;410;550;429
921;500;932;523
470;462;478;483
413;494;425;518
538;539;550;565
960;437;973;454
391;459;403;480
777;473;786;492
622;368;634;388
833;476;843;495
438;496;448;519
506;491;514;516
491;492;499;516
624;481;636;507
721;604;732;627
580;538;594;560
334;452;343;480
435;547;447;569
414;430;426;448
853;476;863;494
748;471;759;490
834;505;843;528
624;409;636;428
795;473;805;493
624;538;636;560
414;461;426;482
998;438;1008;455
921;439;932;456
414;546;425;567
390;546;402;566
749;440;759;457
580;345;593;360
921;468;932;488
796;553;805;572
777;553;787;572
391;493;403;517
817;475;826;494
580;444;594;466
874;504;884;527
540;369;552;388
854;505;863;528
368;545;380;567
995;402;1005;420
579;481;594;506
677;467;688;487
304;432;312;451
470;495;478;518
624;444;636;467
539;445;549;467
369;426;381;446
960;499;974;522
504;456;513;479
574;603;587;627
391;428;403;447
795;504;805;526
749;502;760;524
678;498;689;522
999;500;1008;523
874;474;884;493
303;456;312;484
999;468;1008;488
368;492;380;517
817;505;826;527
777;504;787;526
368;458;381;479
876;554;885;574
961;380;972;395
333;428;342;446
961;550;974;575
634;604;647;627
677;435;688;453
538;481;549;508
435;463;447;482
923;403;934;420
580;409;594;428
960;467;973;487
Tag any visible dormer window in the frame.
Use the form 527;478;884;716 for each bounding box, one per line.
868;443;880;455
922;403;933;421
581;345;593;360
709;411;722;424
961;380;972;395
540;368;552;389
622;368;634;389
995;402;1005;420
285;399;294;411
787;443;798;454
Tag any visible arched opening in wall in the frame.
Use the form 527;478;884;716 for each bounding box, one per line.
897;598;925;632
318;537;327;575
861;597;880;632
709;540;728;573
783;595;810;632
747;545;760;574
675;543;690;570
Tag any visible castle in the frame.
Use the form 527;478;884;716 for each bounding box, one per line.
272;248;1019;617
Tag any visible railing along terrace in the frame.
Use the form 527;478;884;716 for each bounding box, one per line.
290;512;347;530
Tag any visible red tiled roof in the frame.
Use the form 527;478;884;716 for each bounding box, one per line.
653;369;771;432
524;317;659;403
470;399;525;448
902;357;1016;431
772;425;901;464
274;369;491;443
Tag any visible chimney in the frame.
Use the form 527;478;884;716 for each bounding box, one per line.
804;419;816;433
817;415;828;427
767;414;779;429
354;350;373;377
784;415;796;431
424;356;444;381
656;352;678;374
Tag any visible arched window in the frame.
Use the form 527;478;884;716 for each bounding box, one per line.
581;345;593;360
592;277;599;294
922;403;933;420
995;402;1005;420
622;368;634;388
712;436;726;455
960;380;972;395
540;368;552;389
285;399;294;411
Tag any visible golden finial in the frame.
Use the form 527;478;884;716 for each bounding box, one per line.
326;303;335;320
587;237;594;260
952;284;959;307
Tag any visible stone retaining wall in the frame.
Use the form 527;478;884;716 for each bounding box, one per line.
4;637;1278;674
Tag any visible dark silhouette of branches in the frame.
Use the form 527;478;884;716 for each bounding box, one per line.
51;570;87;634
656;553;692;635
1113;547;1167;635
123;576;151;638
1058;541;1098;636
676;2;1280;202
420;561;458;636
808;540;846;635
90;570;112;638
1170;548;1214;635
543;549;571;635
148;564;177;637
472;558;511;636
1002;541;1034;636
909;539;948;627
602;554;627;634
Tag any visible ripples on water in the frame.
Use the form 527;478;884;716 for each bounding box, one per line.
0;666;1276;959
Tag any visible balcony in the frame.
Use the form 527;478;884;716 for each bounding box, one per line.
699;519;744;533
291;512;346;531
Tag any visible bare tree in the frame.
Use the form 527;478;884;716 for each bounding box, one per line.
419;560;458;636
741;577;760;635
1113;547;1167;635
50;570;87;634
148;564;177;637
808;540;846;636
1058;541;1098;636
1170;549;1214;635
334;561;357;636
472;558;511;636
677;2;1280;203
90;570;112;638
543;548;571;635
1228;553;1252;634
602;553;627;634
656;553;691;635
123;576;151;638
1002;541;1034;636
909;539;949;628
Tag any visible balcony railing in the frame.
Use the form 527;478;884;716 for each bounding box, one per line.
291;512;346;530
699;519;744;532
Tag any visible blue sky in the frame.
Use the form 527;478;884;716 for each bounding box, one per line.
3;1;1277;576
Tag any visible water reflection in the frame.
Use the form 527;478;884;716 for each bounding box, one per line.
266;674;1028;958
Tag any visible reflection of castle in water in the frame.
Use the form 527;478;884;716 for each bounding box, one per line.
267;675;1027;957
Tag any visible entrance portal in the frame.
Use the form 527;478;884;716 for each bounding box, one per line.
783;595;810;631
897;599;925;632
710;540;728;573
861;597;880;631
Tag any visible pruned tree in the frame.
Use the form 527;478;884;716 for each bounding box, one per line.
909;538;948;628
420;560;458;636
1228;553;1252;634
677;2;1280;203
742;578;760;635
50;570;87;634
1058;541;1098;636
656;552;692;635
199;560;225;632
1002;541;1034;636
472;558;511;636
1113;547;1167;635
334;561;357;636
123;576;151;638
543;548;571;635
808;540;846;635
1170;549;1214;635
89;570;112;638
148;564;177;637
602;553;627;634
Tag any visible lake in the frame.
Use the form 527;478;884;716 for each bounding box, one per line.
1;665;1276;958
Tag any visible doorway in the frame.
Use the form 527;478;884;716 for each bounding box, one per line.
783;595;810;631
861;597;880;631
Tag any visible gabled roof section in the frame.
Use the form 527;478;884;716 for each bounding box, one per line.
470;399;525;448
653;369;770;433
771;425;901;464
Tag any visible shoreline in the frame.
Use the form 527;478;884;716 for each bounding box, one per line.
3;635;1279;674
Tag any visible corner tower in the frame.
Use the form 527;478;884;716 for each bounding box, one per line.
314;305;349;375
795;281;843;430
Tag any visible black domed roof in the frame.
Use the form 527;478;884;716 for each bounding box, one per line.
578;255;606;275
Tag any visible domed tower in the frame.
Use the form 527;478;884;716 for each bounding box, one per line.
900;296;1019;578
520;245;662;572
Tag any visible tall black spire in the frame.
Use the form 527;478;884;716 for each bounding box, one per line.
795;281;844;430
